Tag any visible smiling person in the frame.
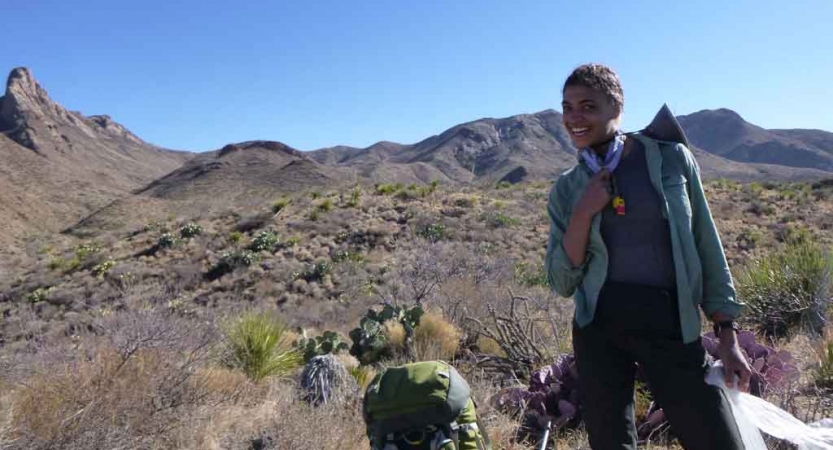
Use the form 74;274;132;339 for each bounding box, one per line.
545;63;752;450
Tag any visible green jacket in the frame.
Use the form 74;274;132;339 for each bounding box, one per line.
545;133;742;344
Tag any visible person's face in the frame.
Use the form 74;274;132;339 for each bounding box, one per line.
561;84;621;149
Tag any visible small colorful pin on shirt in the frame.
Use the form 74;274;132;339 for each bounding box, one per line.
612;196;626;216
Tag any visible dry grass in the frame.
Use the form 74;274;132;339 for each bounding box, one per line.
414;311;461;362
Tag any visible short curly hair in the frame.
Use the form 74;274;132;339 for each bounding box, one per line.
563;63;624;110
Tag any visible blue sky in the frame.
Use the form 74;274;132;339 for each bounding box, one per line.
2;0;831;152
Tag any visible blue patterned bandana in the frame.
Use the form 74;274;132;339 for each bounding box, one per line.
579;132;626;174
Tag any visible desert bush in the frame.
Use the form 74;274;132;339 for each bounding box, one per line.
157;232;180;249
6;309;223;450
272;197;291;214
295;260;331;283
332;250;365;264
228;231;243;244
223;312;302;383
495;181;513;190
346;187;362;208
207;250;260;280
91;259;115;278
416;222;447;242
316;198;334;213
776;224;812;245
63;243;102;272
375;183;400;195
249;230;279;252
513;262;548;287
26;287;53;304
452;195;477;208
736;239;833;338
483;211;521;229
413;312;461;361
179;222;204;238
749;198;775;216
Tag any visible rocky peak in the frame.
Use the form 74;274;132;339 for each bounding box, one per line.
1;67;68;128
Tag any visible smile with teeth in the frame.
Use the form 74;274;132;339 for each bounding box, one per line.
571;127;589;137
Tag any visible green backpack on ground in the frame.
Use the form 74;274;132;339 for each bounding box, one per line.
363;360;491;450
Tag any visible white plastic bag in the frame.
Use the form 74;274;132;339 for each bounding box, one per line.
706;362;833;450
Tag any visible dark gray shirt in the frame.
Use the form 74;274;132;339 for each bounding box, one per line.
601;140;677;289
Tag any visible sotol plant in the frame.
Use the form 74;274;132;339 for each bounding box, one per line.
224;312;302;383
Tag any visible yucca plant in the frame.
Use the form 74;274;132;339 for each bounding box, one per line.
224;312;302;383
736;239;832;339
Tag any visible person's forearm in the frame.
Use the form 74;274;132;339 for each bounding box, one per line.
563;209;593;268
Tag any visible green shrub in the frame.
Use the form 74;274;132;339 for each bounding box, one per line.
64;243;102;272
27;287;53;304
495;181;513;190
777;224;811;245
748;199;775;216
228;231;243;244
332;250;365;264
157;232;179;249
294;329;349;362
311;191;321;200
346;187;362;208
316;199;334;213
453;196;476;208
224;312;302;383
736;240;833;339
250;230;279;252
272;197;291;214
92;259;115;278
285;236;301;247
483;211;521;228
208;250;259;279
48;257;65;271
375;184;400;195
394;189;418;201
416;223;446;242
296;261;331;283
514;262;549;287
179;222;204;238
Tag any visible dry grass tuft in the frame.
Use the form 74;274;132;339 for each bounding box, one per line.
414;311;461;362
382;319;407;351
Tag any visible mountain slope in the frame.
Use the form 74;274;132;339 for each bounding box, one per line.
678;108;833;171
0;67;191;252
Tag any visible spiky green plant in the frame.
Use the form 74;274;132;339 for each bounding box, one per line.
736;239;832;339
224;312;302;383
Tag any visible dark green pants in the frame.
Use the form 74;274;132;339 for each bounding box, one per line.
572;282;744;450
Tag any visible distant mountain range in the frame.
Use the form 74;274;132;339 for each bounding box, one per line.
1;67;831;249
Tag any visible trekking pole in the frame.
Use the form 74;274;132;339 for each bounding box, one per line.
538;420;551;450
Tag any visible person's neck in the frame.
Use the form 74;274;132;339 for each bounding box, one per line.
590;133;618;156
